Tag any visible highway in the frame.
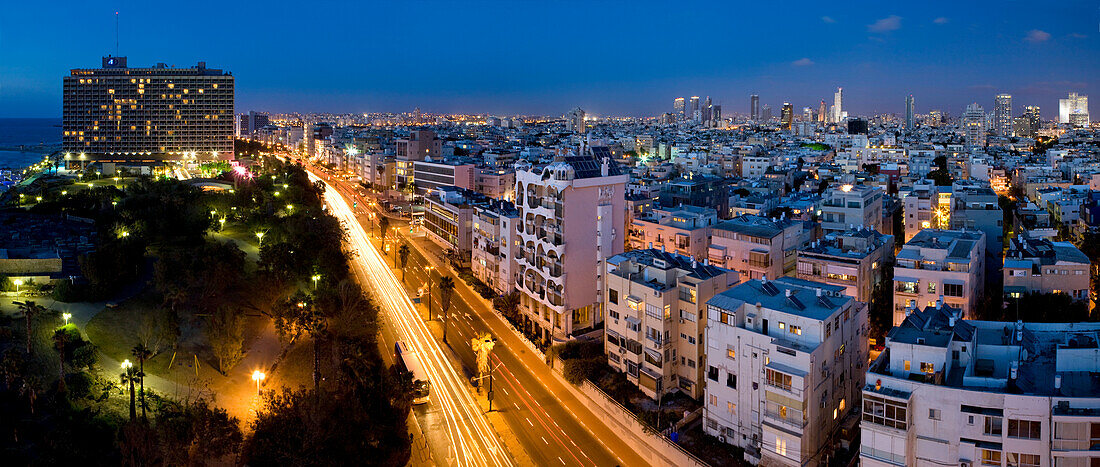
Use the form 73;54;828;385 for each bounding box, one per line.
306;165;654;467
311;171;514;467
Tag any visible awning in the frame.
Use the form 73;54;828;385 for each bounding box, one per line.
893;276;919;284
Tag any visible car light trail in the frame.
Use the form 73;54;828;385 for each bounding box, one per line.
310;171;514;467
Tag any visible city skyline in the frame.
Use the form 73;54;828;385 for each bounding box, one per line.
2;1;1097;119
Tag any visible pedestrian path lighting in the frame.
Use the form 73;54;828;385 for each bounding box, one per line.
311;274;321;290
252;370;266;394
255;230;266;246
62;313;72;325
13;279;23;293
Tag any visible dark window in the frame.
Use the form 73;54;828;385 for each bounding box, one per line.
609;289;619;304
726;373;737;389
944;283;964;297
708;366;719;381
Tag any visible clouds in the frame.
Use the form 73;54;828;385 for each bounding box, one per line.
868;15;902;33
933;17;948;25
1025;29;1051;43
791;58;815;67
821;16;836;24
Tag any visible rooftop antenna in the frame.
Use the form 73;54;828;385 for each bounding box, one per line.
115;10;119;56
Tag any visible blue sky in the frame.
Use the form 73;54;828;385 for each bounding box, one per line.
1;1;1096;118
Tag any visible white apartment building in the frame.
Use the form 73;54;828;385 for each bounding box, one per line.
893;229;986;325
513;155;628;343
705;277;868;466
1004;235;1091;301
862;303;1100;467
627;205;717;260
820;184;884;234
471;200;521;295
709;214;813;281
742;154;776;179
902;181;949;243
796;227;894;304
603;249;738;400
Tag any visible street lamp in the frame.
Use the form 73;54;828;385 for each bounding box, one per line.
255;231;266;246
121;359;133;371
311;274;321;290
252;370;266;394
62;313;72;325
13;279;23;293
425;266;435;320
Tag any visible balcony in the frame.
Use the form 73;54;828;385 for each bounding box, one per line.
763;408;807;430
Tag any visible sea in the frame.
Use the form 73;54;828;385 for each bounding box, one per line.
0;118;62;170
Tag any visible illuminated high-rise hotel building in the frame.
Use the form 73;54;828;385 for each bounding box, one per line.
750;94;760;121
62;56;234;163
994;93;1013;136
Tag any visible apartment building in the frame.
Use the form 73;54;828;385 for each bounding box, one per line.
893;229;986;325
471;200;521;295
902;181;950;243
1004;235;1091;301
394;130;442;189
657;175;730;216
709;214;814;281
627;205;717;260
474;168;516;201
422;186;488;264
412;159;475;195
603;249;737;400
705;277;868;466
796;227;894;303
949;181;1004;256
862;303;1100;467
820;184;883;234
513;155;628;343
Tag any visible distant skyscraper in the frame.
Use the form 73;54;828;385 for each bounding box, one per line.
802;107;813;122
1024;105;1041;137
761;104;772;122
711;104;722;126
818;100;827;124
780;103;793;129
702;96;713;125
832;87;844;123
690;96;700;122
963;103;986;147
567;107;586;134
905;94;915;130
994;93;1013;136
62;56;235;163
750;95;760;121
674;97;685;119
1059;93;1089;127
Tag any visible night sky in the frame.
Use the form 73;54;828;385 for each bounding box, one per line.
1;1;1097;119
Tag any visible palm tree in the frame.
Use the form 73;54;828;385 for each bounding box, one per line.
379;216;390;241
437;276;455;344
131;344;152;421
15;301;47;355
398;244;410;283
120;367;137;422
51;328;68;393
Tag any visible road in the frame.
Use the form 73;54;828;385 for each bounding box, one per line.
307;165;653;467
312;172;514;467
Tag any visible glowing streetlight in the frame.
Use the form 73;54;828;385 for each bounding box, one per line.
62;313;72;325
121;359;133;371
286;204;294;213
311;274;321;289
255;231;266;246
252;370;266;394
13;279;24;293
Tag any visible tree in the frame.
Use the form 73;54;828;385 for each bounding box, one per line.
15;300;49;355
132;343;152;421
398;244;410;283
155;398;243;465
379;216;390;241
138;307;178;356
437;276;456;344
120;366;138;422
207;307;244;375
492;291;521;323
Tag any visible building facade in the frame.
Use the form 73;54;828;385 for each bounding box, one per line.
893;229;986;325
821;184;884;235
862;304;1100;467
1003;235;1091;301
705;277;868;466
603;249;737;400
63;56;234;164
513;155;628;343
797;228;894;304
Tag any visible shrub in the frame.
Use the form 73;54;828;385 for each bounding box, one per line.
562;356;604;385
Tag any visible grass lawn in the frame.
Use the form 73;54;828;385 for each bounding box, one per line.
85;291;268;385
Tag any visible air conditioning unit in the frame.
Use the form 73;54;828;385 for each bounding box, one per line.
718;435;727;443
959;462;971;467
